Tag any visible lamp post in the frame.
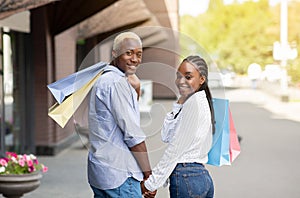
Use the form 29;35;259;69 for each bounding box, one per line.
280;0;289;102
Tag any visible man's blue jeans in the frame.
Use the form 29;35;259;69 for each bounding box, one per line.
169;163;214;198
90;177;142;198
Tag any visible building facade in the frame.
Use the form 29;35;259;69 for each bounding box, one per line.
0;0;179;155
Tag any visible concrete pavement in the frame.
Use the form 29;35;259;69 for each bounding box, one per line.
1;84;300;198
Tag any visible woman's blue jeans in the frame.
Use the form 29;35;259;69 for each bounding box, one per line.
169;163;214;198
90;177;142;198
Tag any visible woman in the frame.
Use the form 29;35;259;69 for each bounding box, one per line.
142;55;215;198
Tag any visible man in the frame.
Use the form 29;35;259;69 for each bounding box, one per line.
88;32;154;197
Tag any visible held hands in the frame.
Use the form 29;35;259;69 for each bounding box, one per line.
141;180;157;198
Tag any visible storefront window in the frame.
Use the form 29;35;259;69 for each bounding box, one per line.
0;28;15;154
0;27;33;154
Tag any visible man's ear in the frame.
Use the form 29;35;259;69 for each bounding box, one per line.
112;50;117;58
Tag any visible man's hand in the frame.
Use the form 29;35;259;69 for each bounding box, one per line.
129;141;152;180
177;95;187;104
141;181;157;198
127;74;141;100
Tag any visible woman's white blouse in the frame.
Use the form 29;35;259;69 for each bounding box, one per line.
144;91;213;192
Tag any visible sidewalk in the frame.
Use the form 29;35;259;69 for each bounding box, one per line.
23;140;93;198
224;88;300;123
228;76;300;123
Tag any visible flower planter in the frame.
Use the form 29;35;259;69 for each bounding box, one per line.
0;172;42;198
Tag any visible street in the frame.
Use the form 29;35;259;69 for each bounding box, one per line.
10;88;300;198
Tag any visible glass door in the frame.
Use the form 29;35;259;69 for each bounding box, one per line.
0;28;14;154
0;28;4;156
0;28;34;154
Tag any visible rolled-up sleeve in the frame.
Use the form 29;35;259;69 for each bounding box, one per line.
109;78;146;147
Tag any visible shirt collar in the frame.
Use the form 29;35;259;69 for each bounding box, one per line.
104;65;125;77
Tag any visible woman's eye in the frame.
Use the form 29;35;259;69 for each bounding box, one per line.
185;76;191;80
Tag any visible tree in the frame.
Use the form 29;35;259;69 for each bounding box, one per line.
180;0;300;84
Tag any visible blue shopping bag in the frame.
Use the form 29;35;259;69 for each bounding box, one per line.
47;61;107;104
207;98;231;166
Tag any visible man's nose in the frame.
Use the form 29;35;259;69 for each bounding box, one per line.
131;54;138;63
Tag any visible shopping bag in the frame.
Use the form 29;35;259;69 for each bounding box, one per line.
48;71;103;128
47;61;107;104
229;109;241;162
207;98;231;166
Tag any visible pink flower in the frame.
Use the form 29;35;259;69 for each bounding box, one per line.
0;159;8;167
18;159;25;167
6;152;17;158
42;165;48;173
27;159;33;167
1;152;47;175
23;154;30;161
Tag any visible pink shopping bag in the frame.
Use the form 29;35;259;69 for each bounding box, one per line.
229;110;241;163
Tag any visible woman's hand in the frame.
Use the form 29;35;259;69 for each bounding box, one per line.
141;181;157;198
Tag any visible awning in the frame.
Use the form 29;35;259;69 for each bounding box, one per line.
0;0;169;47
130;16;169;47
0;0;58;20
76;0;168;47
77;0;152;40
0;0;118;35
47;0;116;35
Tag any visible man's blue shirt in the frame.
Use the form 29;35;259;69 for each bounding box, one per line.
88;65;145;190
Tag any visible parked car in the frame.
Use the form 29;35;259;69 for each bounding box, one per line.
220;69;236;88
208;69;236;89
208;72;223;89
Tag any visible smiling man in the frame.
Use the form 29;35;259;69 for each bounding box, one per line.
88;32;153;197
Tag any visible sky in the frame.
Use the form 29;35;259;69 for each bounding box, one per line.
179;0;282;16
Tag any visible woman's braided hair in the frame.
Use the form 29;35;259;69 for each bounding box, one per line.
182;55;216;134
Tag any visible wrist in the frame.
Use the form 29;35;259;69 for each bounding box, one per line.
143;170;152;179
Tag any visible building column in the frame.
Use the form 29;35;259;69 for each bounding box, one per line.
31;7;56;154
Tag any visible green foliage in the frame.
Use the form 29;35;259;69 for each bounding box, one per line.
289;58;300;84
180;0;300;84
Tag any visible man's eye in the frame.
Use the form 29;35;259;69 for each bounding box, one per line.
126;51;132;56
137;53;142;58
